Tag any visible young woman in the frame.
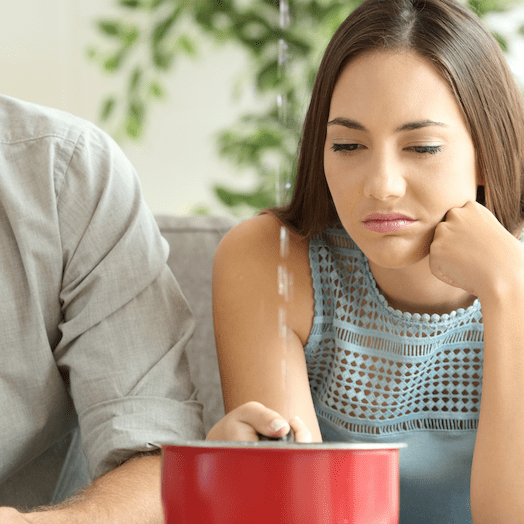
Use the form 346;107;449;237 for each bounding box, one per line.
206;0;524;522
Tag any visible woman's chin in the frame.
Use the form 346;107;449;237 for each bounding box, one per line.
361;239;431;270
355;228;435;270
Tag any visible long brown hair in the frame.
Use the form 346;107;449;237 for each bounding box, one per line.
269;0;524;237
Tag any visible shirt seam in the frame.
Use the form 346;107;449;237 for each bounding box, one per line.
55;128;89;203
0;134;78;146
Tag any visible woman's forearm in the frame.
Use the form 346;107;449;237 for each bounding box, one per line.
471;280;524;524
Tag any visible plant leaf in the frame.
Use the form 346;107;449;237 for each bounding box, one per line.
214;185;275;209
101;97;117;121
492;31;509;53
150;0;169;9
125;99;145;138
153;49;176;70
119;0;141;8
191;204;212;215
257;60;279;91
98;20;122;37
177;35;198;56
104;49;127;72
152;6;182;46
123;27;140;48
148;81;165;99
129;67;143;92
467;0;513;15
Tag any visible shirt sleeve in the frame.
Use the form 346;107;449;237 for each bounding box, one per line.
53;123;204;480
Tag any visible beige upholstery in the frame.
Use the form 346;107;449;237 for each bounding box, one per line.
156;215;236;434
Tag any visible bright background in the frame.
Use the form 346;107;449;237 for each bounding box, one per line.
2;0;524;217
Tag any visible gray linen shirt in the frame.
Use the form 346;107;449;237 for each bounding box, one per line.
0;95;204;508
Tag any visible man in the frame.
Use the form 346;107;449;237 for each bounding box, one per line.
0;94;204;522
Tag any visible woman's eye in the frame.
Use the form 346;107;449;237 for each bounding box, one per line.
331;143;362;153
409;145;443;155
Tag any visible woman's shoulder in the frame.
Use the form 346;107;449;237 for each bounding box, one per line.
215;213;309;266
213;213;314;345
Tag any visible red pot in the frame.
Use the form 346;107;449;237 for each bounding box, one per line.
162;441;406;524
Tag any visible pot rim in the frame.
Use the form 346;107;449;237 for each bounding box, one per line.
163;441;407;450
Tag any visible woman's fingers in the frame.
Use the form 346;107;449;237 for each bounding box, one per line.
206;401;289;441
235;401;290;440
206;401;313;442
289;416;313;443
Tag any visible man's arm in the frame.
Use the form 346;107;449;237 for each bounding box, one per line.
0;452;164;524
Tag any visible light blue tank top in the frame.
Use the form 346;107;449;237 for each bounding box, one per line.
304;226;486;524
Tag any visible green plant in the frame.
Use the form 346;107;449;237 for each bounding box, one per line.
89;0;522;216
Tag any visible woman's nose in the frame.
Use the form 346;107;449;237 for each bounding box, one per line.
363;152;406;201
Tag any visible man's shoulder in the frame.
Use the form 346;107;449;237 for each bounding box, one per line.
0;94;100;146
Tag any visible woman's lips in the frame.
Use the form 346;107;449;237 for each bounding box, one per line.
362;213;416;233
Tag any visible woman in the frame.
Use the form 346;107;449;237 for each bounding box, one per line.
207;0;524;522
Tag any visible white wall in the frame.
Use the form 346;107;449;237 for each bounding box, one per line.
485;4;524;90
2;0;524;218
2;0;259;217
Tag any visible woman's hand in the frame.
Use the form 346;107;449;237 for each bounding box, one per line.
429;201;524;301
206;401;313;443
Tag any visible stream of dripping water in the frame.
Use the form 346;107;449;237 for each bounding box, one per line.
276;0;292;422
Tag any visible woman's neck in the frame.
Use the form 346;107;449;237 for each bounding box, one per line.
368;256;477;316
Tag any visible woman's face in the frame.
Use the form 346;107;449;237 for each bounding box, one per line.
324;50;480;269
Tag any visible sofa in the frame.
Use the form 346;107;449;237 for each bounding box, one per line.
157;214;237;434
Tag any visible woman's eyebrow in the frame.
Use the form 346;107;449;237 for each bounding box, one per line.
327;117;449;132
327;117;366;130
396;120;449;132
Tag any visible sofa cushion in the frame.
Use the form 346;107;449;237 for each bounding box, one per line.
155;215;236;434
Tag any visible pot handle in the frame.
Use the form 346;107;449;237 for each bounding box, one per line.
257;428;295;442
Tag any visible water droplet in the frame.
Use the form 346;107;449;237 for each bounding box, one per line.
277;93;288;124
279;0;290;29
282;358;287;396
280;226;289;258
276;0;292;421
278;264;288;300
278;306;288;340
278;39;289;68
